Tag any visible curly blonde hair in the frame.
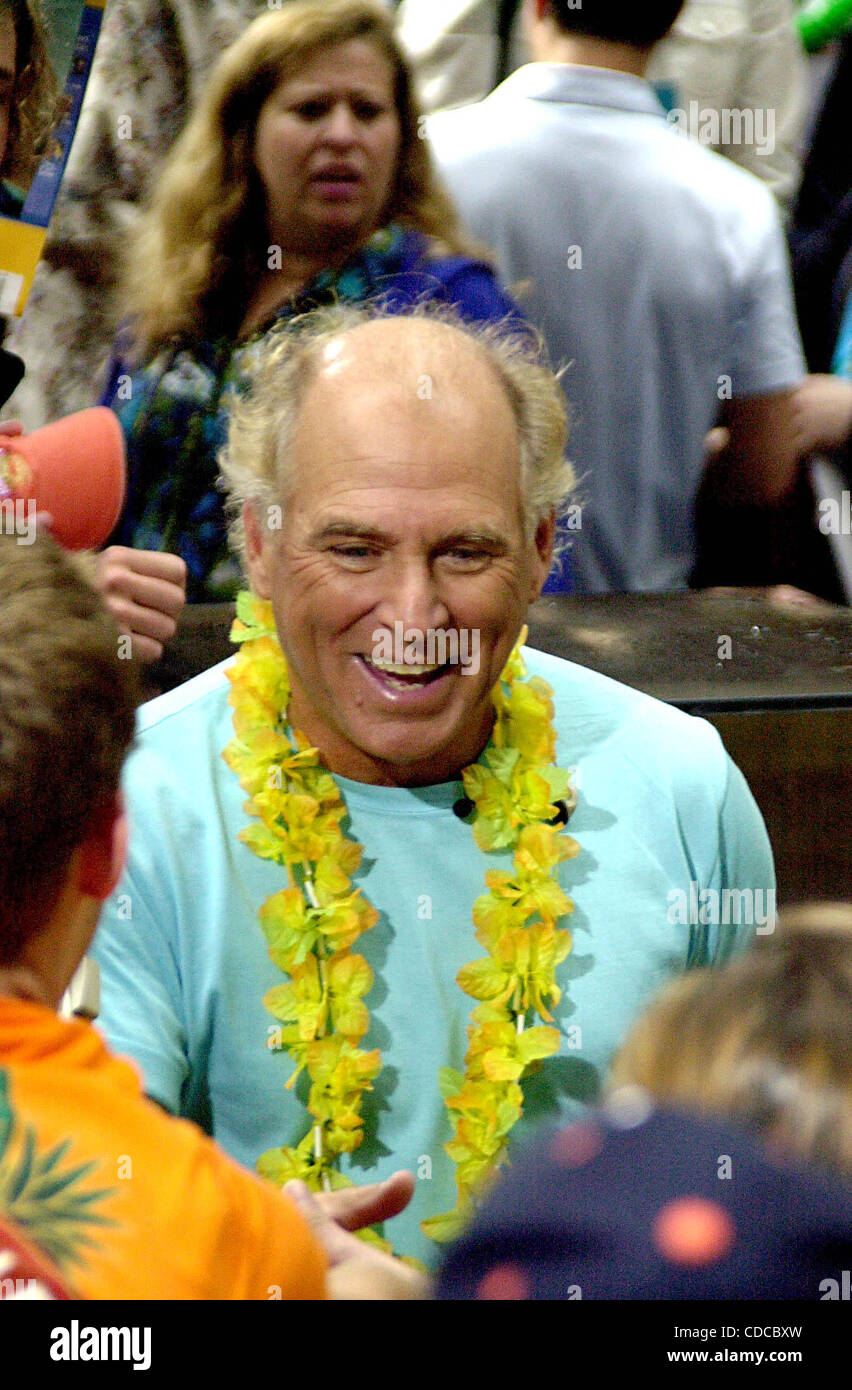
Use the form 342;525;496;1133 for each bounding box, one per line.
125;0;482;357
219;300;574;566
2;0;64;189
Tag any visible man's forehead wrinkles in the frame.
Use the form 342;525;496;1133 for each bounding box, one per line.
304;469;497;490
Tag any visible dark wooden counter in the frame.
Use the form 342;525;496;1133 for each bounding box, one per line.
147;590;852;903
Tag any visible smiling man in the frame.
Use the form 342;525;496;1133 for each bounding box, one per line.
238;313;556;784
91;304;774;1266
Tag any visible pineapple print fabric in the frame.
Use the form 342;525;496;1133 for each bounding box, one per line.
0;999;326;1299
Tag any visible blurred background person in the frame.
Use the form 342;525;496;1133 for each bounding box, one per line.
646;0;807;217
790;7;852;373
427;0;805;594
4;0;269;424
398;0;807;215
99;0;521;603
0;0;64;217
609;902;852;1176
436;902;852;1299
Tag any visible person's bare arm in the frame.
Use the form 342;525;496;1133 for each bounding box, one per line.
715;389;801;504
791;374;852;457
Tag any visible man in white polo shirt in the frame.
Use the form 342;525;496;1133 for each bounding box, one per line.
427;0;807;593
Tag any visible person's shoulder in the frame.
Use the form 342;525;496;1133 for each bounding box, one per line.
523;645;728;780
659;126;780;223
426;78;524;158
116;660;238;855
135;657;233;738
126;660;236;801
395;229;522;325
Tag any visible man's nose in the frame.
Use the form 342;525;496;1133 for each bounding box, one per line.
373;562;451;633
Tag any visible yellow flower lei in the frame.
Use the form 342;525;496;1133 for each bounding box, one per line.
223;591;580;1245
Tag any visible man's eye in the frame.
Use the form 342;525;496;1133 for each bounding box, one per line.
329;544;379;563
443;549;490;569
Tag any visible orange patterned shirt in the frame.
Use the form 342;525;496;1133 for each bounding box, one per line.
0;999;326;1299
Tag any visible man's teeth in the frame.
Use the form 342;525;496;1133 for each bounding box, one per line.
366;658;441;676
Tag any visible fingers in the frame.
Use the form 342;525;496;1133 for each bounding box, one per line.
116;630;171;664
283;1181;354;1264
791;375;852;456
308;1170;416;1233
704;426;730;458
98;546;187;614
0;419;23;436
326;1259;431;1302
96;547;188;664
283;1179;430;1301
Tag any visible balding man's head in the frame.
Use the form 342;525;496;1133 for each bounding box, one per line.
227;306;572;785
221;303;573;569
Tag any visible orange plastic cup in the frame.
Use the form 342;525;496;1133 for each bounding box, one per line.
0;407;126;550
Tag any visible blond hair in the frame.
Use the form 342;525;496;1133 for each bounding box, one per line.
2;0;65;188
219;300;574;566
610;904;852;1178
0;534;138;963
125;0;481;357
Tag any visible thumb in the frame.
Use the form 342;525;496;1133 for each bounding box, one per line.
283;1180;354;1265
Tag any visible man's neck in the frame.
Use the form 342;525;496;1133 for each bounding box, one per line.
529;25;652;79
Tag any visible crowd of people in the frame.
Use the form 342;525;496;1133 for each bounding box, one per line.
1;0;852;1305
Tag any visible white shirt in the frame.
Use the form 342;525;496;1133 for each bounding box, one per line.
428;63;806;592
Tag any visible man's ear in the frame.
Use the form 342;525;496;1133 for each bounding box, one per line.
529;510;556;601
243;500;273;599
76;793;128;902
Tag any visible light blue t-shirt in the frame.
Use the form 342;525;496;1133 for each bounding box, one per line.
427;64;806;594
92;647;773;1266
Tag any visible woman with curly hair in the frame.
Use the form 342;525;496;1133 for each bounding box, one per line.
0;0;63;216
102;0;522;603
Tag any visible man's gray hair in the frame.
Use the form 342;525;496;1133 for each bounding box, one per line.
219;301;575;566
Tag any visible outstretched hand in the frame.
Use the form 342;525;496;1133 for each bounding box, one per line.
306;1169;415;1233
284;1171;430;1300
